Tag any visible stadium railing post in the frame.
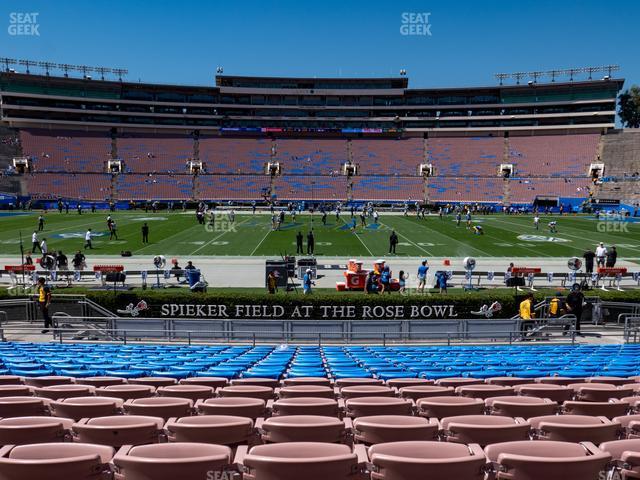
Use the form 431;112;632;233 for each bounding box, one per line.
187;331;191;346
123;330;127;345
318;332;322;347
252;333;256;347
383;332;386;347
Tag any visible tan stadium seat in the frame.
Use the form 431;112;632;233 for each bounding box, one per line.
485;377;529;387
385;378;434;389
562;400;629;418
156;385;214;401
237;442;368;480
485;395;558;418
72;415;164;447
620;396;640;412
258;415;350;443
277;385;335;399
484;440;610;480
0;416;73;445
0;377;23;386
586;376;630;386
440;415;531;447
231;378;280;388
179;377;228;389
196;397;266;419
569;383;635;402
113;442;233;480
345;396;413;418
165;415;254;446
353;415;438;445
49;396;123;421
0;397;49;417
24;376;74;388
514;383;573;402
529;414;621;443
456;384;515;400
340;386;395;400
33;384;95;400
613;414;640;439
270;397;341;417
399;385;454;402
537;377;585;386
599;438;640;479
217;385;275;401
95;384;155;400
75;376;126;387
0;385;33;398
282;377;332;387
417;396;485;419
0;442;114;480
335;378;384;388
123;396;193;420
368;441;486;479
128;377;177;388
436;378;485;388
623;384;640;394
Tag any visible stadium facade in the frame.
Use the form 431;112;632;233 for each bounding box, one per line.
0;70;637;208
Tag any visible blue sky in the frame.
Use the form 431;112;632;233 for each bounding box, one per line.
2;0;636;90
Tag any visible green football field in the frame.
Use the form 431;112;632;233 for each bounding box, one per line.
0;211;639;259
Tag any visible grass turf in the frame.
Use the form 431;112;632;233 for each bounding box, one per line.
0;210;639;258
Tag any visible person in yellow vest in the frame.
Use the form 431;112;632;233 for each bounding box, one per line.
37;277;52;334
548;292;562;318
519;293;535;338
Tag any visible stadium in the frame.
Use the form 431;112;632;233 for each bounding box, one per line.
0;1;639;478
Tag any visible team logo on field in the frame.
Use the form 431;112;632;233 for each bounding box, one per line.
52;232;107;239
517;235;571;243
131;217;168;221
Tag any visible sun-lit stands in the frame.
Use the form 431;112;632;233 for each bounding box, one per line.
509;134;600;177
275;139;348;175
600;131;640;176
20;129;111;173
274;175;347;201
197;175;271;201
428;177;504;203
117;134;193;173
428;137;503;176
351;138;424;175
116;174;193;200
26;173;112;200
199;136;271;174
509;178;592;203
352;176;424;202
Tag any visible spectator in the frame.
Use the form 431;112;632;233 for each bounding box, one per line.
36;277;52;334
435;270;448;294
303;268;314;294
184;261;196;270
605;245;617;268
84;229;93;250
267;271;278;294
56;251;68;270
389;231;398;254
417;260;429;293
398;270;406;294
565;283;584;336
548;292;562;318
583;248;596;274
365;271;378;294
24;252;33;266
379;265;391;294
519;292;535;338
72;250;86;270
141;223;150;243
595;242;607;268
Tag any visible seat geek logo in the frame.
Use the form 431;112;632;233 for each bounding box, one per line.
400;12;432;36
8;13;40;36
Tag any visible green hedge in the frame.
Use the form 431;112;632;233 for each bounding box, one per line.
3;287;639;320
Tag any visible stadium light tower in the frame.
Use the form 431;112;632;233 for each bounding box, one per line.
112;68;128;81
564;67;583;82
58;63;74;77
603;64;620;77
546;69;563;82
18;59;38;74
583;66;602;80
37;61;57;76
216;66;224;74
0;58;17;72
528;71;544;83
494;73;510;85
511;72;527;85
94;67;111;81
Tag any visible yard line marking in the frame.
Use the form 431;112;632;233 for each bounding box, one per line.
189;217;253;256
250;225;272;256
398;216;495;257
378;221;433;256
353;231;374;256
489;217;640;254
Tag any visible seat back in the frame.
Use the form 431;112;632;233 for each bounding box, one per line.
353;415;438;445
261;415;346;443
72;415;164;447
165;415;254;446
0;416;73;445
441;415;531;447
